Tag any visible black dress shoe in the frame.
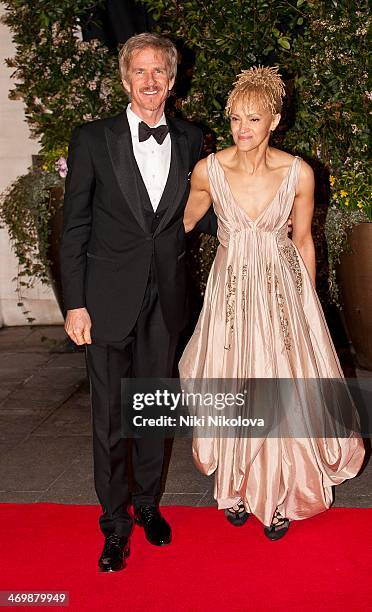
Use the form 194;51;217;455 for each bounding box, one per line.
134;505;171;546
98;534;130;572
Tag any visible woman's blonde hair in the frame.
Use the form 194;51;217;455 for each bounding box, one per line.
119;33;178;82
226;66;286;115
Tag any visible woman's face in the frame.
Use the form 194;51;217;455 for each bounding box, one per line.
230;98;280;152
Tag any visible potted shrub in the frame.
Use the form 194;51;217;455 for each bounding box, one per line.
0;167;63;322
326;171;371;369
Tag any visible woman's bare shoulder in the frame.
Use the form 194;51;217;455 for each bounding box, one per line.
191;157;210;190
269;148;297;168
215;146;236;165
297;158;314;192
193;156;209;176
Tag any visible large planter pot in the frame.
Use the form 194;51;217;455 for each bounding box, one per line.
337;222;372;370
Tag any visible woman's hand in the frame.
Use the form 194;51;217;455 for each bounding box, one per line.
184;159;212;233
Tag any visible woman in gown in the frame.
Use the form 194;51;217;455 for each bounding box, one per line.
179;66;364;540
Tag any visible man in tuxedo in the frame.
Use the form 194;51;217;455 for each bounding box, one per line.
60;33;215;572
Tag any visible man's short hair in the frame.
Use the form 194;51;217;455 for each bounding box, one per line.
119;33;178;83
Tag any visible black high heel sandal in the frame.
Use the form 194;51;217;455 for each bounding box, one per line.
264;509;290;541
224;500;250;527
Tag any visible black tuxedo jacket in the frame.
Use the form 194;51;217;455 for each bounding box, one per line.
60;112;216;342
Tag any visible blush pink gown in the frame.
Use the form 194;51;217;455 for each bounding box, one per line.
179;153;364;526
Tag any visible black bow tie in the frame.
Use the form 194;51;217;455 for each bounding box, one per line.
138;121;169;145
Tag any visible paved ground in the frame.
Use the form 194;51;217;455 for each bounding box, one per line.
0;326;371;508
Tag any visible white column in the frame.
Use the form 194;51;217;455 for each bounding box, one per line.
0;7;63;326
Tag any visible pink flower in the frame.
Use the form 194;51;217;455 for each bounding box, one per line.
55;156;68;178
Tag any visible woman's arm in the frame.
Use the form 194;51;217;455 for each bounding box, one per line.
184;158;212;233
291;160;316;285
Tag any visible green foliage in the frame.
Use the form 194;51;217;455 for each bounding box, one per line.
1;0;370;309
144;0;307;145
330;170;371;220
2;0;126;158
283;0;371;302
325;208;369;306
1;0;127;320
284;1;370;219
0;170;63;287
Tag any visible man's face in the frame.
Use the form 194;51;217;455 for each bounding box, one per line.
123;47;175;118
230;99;280;152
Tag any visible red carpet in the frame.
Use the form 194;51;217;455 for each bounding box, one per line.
0;505;371;611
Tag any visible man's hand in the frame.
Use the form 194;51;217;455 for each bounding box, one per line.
287;217;293;235
65;308;92;345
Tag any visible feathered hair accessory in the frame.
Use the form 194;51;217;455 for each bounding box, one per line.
226;66;286;116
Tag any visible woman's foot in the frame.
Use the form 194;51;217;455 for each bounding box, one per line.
264;509;290;541
224;500;250;527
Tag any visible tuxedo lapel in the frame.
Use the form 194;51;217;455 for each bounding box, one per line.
105;113;189;236
155;145;177;213
105;113;147;232
153;118;189;236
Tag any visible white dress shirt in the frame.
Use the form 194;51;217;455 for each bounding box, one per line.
126;104;171;211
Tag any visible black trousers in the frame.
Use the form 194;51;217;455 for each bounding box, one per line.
86;272;178;537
